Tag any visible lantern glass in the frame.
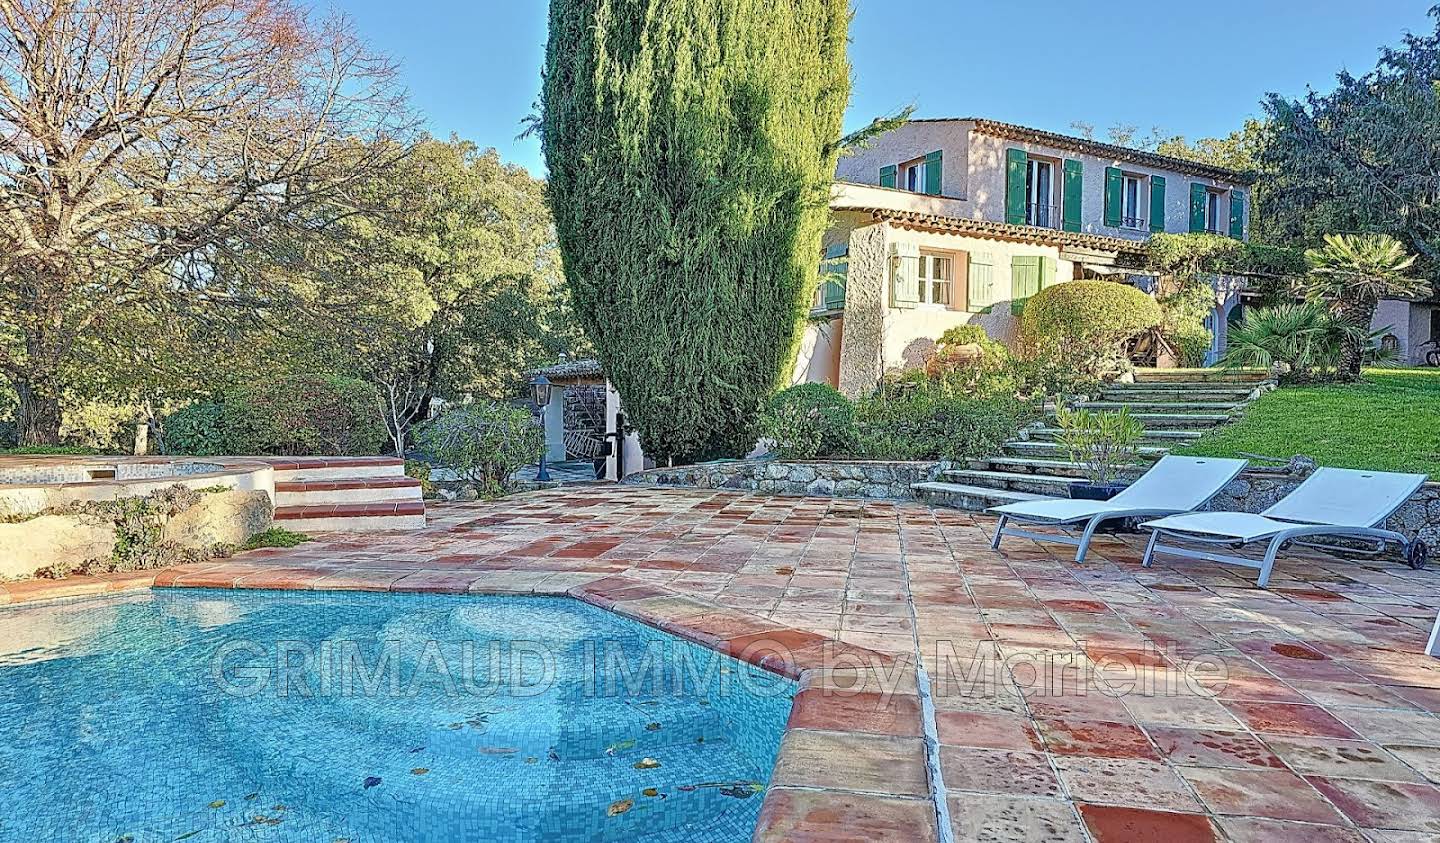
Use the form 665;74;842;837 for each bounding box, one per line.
532;376;552;407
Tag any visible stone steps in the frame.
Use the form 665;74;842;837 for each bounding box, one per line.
1100;388;1254;403
1026;427;1205;444
941;468;1082;496
266;457;425;532
1132;368;1269;384
911;481;1050;511
1000;439;1171;459
1076;401;1240;413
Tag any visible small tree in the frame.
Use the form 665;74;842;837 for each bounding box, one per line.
415;403;543;497
1303;234;1427;379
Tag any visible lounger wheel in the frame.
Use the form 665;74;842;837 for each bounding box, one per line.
1406;540;1429;571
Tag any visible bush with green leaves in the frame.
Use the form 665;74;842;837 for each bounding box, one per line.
1158;279;1216;368
759;383;855;459
415;402;543;497
162;401;227;456
854;385;1036;462
925;325;1017;398
1223;301;1398;381
220;373;387;457
1054;407;1146;485
1020;281;1162;381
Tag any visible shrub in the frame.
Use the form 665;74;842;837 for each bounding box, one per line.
221;373;387;456
1054;407;1146;485
1020;281;1161;381
926;325;1016;398
1158;279;1215;368
415;402;543;497
759;383;855;459
162;401;227;456
242;527;312;550
854;388;1036;462
405;459;439;499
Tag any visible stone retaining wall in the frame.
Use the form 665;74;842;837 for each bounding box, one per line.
627;459;940;500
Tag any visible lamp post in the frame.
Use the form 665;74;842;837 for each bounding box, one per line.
531;374;553;483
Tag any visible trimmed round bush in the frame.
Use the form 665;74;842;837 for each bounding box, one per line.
221;373;387;456
759;383;855;459
162;401;227;456
415;402;543;497
1020;281;1162;348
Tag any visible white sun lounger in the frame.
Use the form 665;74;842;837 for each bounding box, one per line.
988;455;1249;563
1141;467;1429;588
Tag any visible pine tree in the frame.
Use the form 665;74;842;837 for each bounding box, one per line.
541;0;851;462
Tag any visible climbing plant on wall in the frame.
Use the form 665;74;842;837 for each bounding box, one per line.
540;0;851;462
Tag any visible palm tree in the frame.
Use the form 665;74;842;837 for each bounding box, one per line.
1304;233;1428;379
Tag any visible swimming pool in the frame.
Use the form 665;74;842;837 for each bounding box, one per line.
0;590;795;842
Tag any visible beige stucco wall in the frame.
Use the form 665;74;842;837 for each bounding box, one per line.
1371;299;1437;364
837;120;1250;242
791;318;843;387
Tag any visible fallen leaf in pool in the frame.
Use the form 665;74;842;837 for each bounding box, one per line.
718;786;755;799
244;793;259;801
207;800;225;809
273;805;286;812
604;739;636;755
478;746;518;755
634;757;661;770
607;799;633;817
525;757;538;764
678;785;696;792
409;746;425;753
173;832;201;841
548;748;560;762
644;722;661;732
362;776;382;790
642;788;660;797
411;768;429;775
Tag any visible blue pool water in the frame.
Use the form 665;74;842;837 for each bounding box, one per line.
0;590;795;842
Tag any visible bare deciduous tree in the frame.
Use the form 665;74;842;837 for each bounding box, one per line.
0;0;415;444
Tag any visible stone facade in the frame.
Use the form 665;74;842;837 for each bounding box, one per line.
0;515;115;580
163;490;274;550
628;459;940;500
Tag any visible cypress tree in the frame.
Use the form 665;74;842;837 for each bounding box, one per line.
541;0;851;463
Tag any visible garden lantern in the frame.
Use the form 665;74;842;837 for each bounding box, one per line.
531;375;552;482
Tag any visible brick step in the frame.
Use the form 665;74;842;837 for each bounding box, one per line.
941;468;1081;496
1002;440;1169;460
1076;401;1240;413
273;500;426;532
1053;412;1231;429
268;456;407;482
911;481;1052;512
273;476;422;506
1132;369;1269;384
1027;427;1205;444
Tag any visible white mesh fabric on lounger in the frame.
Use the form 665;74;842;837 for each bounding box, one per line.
987;455;1249;563
1140;467;1428;588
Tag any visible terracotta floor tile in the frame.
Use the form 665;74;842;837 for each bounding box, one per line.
1264;736;1424;782
934;710;1042;751
753;787;938;843
1178;766;1346;824
1147;726;1286;770
939;746;1061;797
785;688;923;737
1077;804;1220;843
946;794;1087;843
1306;776;1440;832
1035;718;1161;760
1215;816;1368;842
770;729;929;798
1382;743;1440;784
1053;757;1203;812
1122;693;1243;730
1222;700;1360;739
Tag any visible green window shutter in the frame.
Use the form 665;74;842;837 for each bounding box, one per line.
1189;183;1207;232
879;164;897;189
1103;167;1123;228
1062;160;1083;232
924;150;942;195
818;243;848;310
967;252;994;310
1010;255;1040;314
1229;191;1245;239
1040;256;1058;288
1149;176;1166;233
1005;148;1028;224
890;242;920;308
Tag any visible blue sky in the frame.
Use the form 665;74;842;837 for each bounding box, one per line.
332;0;1435;176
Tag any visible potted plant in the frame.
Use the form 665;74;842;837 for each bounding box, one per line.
1053;407;1145;500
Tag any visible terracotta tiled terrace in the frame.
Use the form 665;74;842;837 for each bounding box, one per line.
7;485;1440;842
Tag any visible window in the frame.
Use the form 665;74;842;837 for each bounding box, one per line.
1206;190;1224;233
920;253;952;306
1026;159;1056;228
1121;175;1145;230
902;159;927;193
814;243;847;311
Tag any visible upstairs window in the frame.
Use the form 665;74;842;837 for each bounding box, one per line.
1121;175;1145;230
903;159;927;193
1025;158;1057;228
1205;189;1224;233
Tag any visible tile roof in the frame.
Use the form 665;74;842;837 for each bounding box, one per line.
912;117;1256;185
853;206;1150;257
535;358;605;383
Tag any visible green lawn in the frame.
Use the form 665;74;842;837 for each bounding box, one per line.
1177;368;1440;478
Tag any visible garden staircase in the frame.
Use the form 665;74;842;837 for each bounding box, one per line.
266;457;427;532
912;369;1271;512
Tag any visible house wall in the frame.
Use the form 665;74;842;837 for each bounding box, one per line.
1371;299;1438;364
791;318;843;387
836;120;1250;242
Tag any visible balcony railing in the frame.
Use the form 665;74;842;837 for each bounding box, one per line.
1121;215;1148;231
1026;202;1061;230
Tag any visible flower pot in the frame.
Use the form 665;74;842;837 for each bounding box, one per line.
1070;482;1127;501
